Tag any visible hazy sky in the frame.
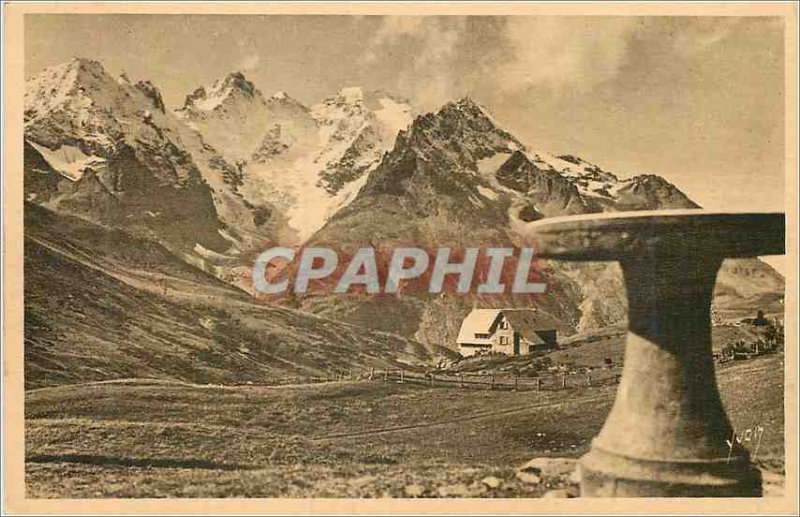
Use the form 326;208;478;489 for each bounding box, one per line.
25;14;786;214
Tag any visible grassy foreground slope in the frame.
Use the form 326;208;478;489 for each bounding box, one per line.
25;354;784;498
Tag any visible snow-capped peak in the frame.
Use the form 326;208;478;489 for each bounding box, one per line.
447;97;507;128
266;91;307;110
218;71;258;97
24;58;151;135
181;71;263;112
25;58;111;116
65;57;107;76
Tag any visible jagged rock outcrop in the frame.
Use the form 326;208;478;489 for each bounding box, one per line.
24;59;291;257
24;58;229;251
305;97;782;346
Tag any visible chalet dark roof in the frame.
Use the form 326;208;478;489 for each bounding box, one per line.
501;309;562;342
457;308;562;345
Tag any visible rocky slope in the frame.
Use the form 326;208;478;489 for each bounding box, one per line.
316;99;700;245
305;99;783;345
178;76;413;242
24;59;284;258
244;86;413;242
176;73;317;167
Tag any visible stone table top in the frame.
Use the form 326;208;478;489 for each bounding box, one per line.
521;209;785;261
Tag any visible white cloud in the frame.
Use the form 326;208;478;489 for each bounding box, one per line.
497;17;640;95
359;17;759;110
364;17;468;110
362;16;643;109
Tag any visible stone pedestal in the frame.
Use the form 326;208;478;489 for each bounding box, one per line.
524;210;785;497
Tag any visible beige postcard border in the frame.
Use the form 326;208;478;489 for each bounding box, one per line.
3;2;798;515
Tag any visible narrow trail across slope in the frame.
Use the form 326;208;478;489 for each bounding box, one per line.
309;391;611;442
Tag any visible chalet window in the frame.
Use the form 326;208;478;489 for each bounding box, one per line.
499;336;509;345
499;320;509;329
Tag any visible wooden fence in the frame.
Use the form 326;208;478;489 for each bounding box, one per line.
234;366;622;390
368;367;622;391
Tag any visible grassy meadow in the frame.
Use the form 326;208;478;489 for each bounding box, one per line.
25;354;784;498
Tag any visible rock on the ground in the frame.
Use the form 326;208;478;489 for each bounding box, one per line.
516;470;542;485
481;476;502;489
404;484;425;497
516;457;578;486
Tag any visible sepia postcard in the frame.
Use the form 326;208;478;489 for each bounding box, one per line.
2;2;798;515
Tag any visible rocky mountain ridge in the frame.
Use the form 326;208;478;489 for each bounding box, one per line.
24;58;281;255
306;98;782;344
23;58;784;349
176;75;414;241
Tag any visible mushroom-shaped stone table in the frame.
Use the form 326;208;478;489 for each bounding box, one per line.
522;210;785;497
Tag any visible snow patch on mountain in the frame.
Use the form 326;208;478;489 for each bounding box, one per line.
192;94;228;112
477;153;513;177
278;156;372;241
24;58;285;255
26;140;105;182
173;74;416;242
373;97;414;142
232;86;414;241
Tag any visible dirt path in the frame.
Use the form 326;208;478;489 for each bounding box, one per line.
311;391;610;441
25;377;349;395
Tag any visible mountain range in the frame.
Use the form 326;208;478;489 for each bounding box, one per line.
23;58;785;374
